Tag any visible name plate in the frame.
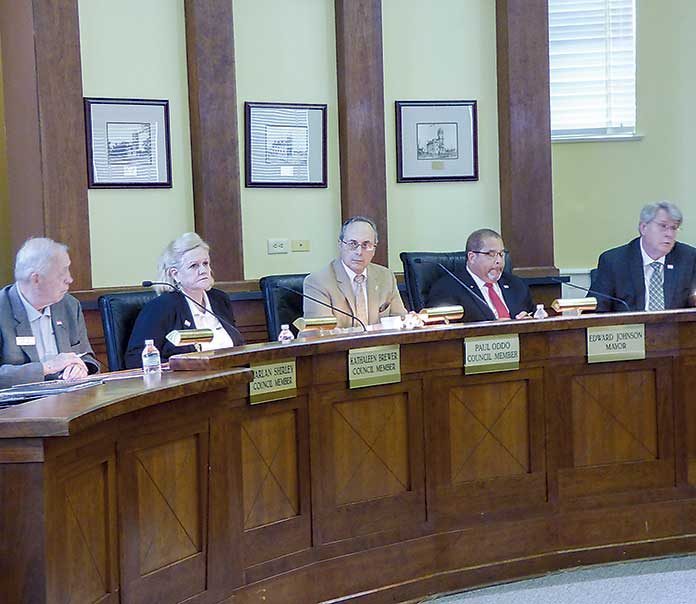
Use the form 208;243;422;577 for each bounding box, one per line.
249;359;297;404
465;334;520;375
587;324;645;363
348;344;401;389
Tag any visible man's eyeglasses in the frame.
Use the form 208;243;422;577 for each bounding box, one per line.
341;239;377;252
471;249;508;259
650;221;680;233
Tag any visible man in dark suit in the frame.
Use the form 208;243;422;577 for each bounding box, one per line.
0;238;99;388
425;228;534;322
590;201;696;312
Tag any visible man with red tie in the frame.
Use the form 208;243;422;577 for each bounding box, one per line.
425;228;535;322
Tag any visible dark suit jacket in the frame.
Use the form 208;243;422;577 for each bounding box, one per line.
425;269;534;322
124;289;244;368
0;284;99;388
590;238;696;312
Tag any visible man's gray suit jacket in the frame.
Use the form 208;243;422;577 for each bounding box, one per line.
0;284;99;388
303;259;407;328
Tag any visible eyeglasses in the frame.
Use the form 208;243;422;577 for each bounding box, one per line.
471;249;508;259
341;239;377;251
650;221;680;233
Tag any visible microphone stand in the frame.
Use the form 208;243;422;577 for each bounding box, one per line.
276;284;367;332
413;259;490;309
550;277;631;312
141;280;240;333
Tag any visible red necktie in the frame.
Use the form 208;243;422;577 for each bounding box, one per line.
484;282;510;319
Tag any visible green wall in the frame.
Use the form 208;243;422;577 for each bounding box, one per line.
4;0;692;284
234;0;342;279
383;0;500;268
0;43;12;284
78;0;194;287
552;0;696;270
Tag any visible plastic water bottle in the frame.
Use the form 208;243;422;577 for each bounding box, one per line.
533;304;548;319
277;324;295;344
141;339;162;374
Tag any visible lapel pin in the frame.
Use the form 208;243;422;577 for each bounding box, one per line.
184;320;191;327
56;320;63;327
502;284;510;289
667;264;674;270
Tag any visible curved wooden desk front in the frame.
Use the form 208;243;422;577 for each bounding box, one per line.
3;311;696;603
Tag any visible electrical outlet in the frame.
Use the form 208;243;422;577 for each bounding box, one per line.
291;239;310;252
267;238;289;254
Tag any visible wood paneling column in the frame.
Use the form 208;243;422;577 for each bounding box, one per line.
335;0;388;266
496;0;557;276
185;0;244;280
0;0;92;288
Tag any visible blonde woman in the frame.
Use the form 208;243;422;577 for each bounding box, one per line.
125;232;244;368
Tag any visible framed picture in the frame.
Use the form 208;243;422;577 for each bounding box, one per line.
245;101;327;188
84;98;172;188
395;100;478;183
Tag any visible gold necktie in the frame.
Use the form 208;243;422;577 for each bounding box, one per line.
354;273;368;326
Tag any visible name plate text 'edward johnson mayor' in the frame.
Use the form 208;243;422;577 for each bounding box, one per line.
586;324;645;363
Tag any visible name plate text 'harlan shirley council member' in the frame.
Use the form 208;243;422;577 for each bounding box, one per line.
249;359;297;404
586;324;645;363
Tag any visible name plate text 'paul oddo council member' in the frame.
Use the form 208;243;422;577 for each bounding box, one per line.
464;334;520;375
348;345;401;389
586;324;645;364
249;359;297;404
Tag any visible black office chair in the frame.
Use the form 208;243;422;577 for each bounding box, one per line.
259;274;308;340
400;251;513;311
98;291;157;371
589;268;599;289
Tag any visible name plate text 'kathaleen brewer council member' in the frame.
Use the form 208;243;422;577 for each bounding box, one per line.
465;334;520;375
586;324;645;364
348;344;401;389
249;359;297;404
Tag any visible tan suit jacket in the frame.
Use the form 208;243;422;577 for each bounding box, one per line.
303;259;407;328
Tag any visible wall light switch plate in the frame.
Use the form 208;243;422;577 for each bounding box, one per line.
291;239;310;252
267;238;289;254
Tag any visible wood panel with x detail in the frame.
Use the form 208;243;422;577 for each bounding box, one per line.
570;370;657;467
242;411;299;529
449;381;530;484
332;394;410;506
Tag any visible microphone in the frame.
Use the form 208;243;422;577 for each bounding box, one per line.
275;284;367;332
549;277;631;312
414;259;489;309
141;280;240;334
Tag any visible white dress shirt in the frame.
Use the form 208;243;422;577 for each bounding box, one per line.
640;240;666;311
184;291;235;351
16;283;58;362
466;268;510;319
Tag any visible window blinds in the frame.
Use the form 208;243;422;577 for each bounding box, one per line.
548;0;636;137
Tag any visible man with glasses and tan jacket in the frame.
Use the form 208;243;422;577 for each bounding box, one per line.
425;228;534;322
590;201;696;312
303;216;407;328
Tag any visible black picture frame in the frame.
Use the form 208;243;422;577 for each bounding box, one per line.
395;100;478;183
245;101;327;188
84;97;172;189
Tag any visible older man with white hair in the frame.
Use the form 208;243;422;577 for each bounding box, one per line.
0;237;99;388
590;201;696;312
